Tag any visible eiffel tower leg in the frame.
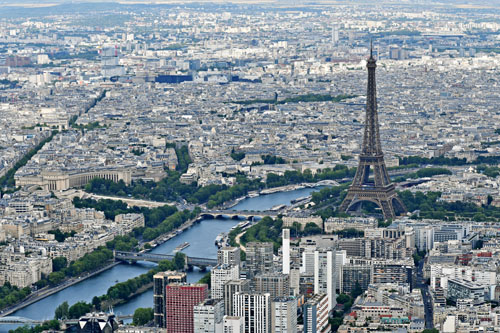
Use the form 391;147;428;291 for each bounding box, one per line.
339;192;355;213
378;198;396;220
390;196;407;216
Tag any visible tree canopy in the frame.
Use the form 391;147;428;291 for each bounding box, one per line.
133;308;153;326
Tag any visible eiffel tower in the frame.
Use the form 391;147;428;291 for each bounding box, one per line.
339;43;406;220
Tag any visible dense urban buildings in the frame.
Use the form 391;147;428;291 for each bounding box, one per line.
2;0;500;332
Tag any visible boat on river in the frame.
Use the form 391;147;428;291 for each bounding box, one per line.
215;232;227;248
174;242;190;253
270;204;287;211
291;196;309;204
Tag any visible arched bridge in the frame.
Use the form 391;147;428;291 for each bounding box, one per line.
114;251;217;267
200;210;278;220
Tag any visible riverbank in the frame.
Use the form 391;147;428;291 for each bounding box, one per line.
4;186;325;326
146;213;205;249
101;282;154;309
224;180;337;209
0;210;203;319
1;211;206;318
1;262;119;317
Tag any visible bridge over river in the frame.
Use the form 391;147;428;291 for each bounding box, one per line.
200;209;278;220
114;250;218;267
114;210;280;267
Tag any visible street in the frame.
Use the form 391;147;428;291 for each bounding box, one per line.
416;259;433;328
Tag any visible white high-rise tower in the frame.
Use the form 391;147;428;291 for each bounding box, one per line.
314;249;337;312
332;26;339;45
282;229;290;274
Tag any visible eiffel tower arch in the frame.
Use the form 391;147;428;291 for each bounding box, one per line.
339;43;407;220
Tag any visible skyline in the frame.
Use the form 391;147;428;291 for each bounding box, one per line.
1;1;500;332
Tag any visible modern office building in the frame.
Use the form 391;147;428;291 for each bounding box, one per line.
165;283;209;333
303;294;330;333
447;278;485;305
218;247;241;267
415;225;434;251
100;46;125;78
271;297;297;333
338;238;368;257
224;279;250;316
153;271;187;328
372;263;413;289
233;292;271;333
193;298;225;333
211;264;240;300
300;248;316;276
246;242;274;276
341;264;372;294
434;224;465;243
254;272;290;298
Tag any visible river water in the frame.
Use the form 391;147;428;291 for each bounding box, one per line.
5;186;322;331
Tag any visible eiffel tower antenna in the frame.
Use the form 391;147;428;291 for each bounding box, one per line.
339;43;407;220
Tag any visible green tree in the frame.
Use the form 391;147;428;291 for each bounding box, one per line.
68;301;92;319
48;271;65;286
0;283;33;312
230;149;245;161
175;145;192;173
92;296;101;311
422;329;439;333
52;257;67;272
48;229;76;242
173;252;186;270
336;294;351;304
333;228;364;238
303;222;323;235
9;320;60;333
198;272;211;288
133;307;154;326
329;316;344;332
54;301;69;320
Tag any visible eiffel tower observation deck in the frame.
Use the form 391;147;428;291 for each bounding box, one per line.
339;43;407;220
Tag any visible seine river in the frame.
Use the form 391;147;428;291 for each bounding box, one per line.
5;186;321;331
